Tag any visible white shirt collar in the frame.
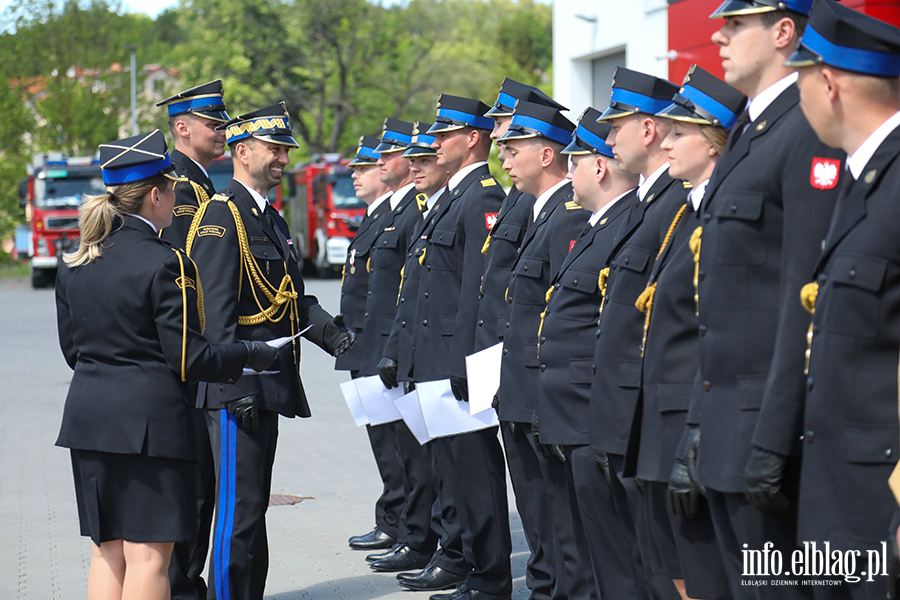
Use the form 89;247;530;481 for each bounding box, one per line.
132;213;157;233
423;187;446;218
392;182;417;210
448;161;487;192
532;179;570;221
368;191;392;216
638;163;669;201
235;179;269;213
688;179;710;211
748;72;798;122
187;155;210;179
846;110;900;180
589;188;634;226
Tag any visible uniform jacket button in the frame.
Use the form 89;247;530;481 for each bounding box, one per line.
805;430;815;443
367;291;372;296
503;348;508;355
703;213;711;223
422;320;428;326
807;376;814;391
401;321;406;328
848;269;856;279
540;336;546;343
698;269;705;281
505;322;510;328
477;320;484;326
698;325;707;336
364;312;369;318
424;292;429;299
886;448;893;459
540;365;546;372
218;384;224;391
730;205;737;213
703;381;711;392
624;257;630;265
592;364;597;374
818;273;828;285
523;265;528;271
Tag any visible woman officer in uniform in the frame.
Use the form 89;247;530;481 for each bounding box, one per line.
54;130;276;600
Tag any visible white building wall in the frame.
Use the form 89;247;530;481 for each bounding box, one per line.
553;0;670;118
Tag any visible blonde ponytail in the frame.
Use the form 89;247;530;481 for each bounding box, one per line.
63;174;170;267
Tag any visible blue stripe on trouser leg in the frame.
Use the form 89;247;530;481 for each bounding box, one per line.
214;410;237;600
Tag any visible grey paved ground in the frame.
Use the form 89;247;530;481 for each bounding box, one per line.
0;277;530;599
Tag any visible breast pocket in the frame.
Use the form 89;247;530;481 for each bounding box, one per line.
713;192;766;266
610;246;650;303
429;228;458;271
822;254;887;338
559;268;601;321
490;224;524;267
374;232;403;271
249;241;285;280
513;257;545;305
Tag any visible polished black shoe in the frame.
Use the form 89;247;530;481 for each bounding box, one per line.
430;585;468;600
369;544;430;573
399;565;466;591
452;588;511;600
366;543;401;563
348;528;375;544
348;528;396;550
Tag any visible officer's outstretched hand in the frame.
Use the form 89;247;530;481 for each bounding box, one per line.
242;340;278;372
594;450;611;483
225;395;259;433
324;314;356;357
744;446;790;512
450;376;469;402
377;357;399;389
667;424;705;521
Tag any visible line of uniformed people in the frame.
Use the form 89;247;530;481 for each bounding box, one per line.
336;2;900;600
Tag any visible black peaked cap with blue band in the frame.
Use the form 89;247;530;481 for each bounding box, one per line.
156;79;230;123
375;118;415;154
403;122;438;158
563;108;616;158
598;68;681;122
499;101;575;146
218;102;299;148
486;77;569;117
657;65;747;129
710;0;813;19
785;0;900;77
427;94;494;134
99;130;177;186
348;135;381;167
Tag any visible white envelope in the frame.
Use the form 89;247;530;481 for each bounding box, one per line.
393;390;431;445
339;380;369;427
354;375;404;425
416;379;499;439
465;342;503;416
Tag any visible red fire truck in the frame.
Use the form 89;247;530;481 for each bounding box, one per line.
286;155;366;275
18;154;105;288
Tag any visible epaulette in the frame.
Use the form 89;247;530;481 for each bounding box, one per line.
481;177;498;187
565;200;581;210
211;192;231;202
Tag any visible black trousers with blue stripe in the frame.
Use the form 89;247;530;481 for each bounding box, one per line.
206;408;279;600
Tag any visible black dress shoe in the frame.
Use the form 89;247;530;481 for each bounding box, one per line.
366;543;401;563
430;584;468;600
369;544;430;572
348;527;376;544
456;589;511;600
348;528;396;550
398;565;466;591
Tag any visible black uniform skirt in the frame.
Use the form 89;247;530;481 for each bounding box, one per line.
70;449;198;545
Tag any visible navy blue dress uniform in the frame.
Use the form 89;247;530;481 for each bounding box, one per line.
630;68;745;600
339;132;403;552
590;67;686;600
156;80;232;600
785;5;900;597
158;80;230;249
186;104;339;600
680;2;844;596
55;130;251;547
479;79;567;600
413;95;508;599
360;125;445;568
533;114;636;600
495;103;592;600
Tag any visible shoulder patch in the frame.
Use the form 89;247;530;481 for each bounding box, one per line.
176;275;196;290
484;212;498;230
197;225;226;238
481;178;498;187
173;205;197;217
811;157;840;190
565;200;581;210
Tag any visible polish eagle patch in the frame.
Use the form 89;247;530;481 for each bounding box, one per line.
811;157;841;190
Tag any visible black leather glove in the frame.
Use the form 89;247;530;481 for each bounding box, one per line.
744;446;790;512
323;314;356;357
594;450;611;483
377;357;399;389
403;381;415;394
450;375;469;402
531;413;565;462
241;340;278;372
667;425;704;521
491;394;500;412
225;395;259;432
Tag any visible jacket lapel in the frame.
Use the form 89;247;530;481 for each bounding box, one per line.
510;182;573;271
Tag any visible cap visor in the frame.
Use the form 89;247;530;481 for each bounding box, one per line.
498;129;539;142
348;157;378;166
427;122;465;134
709;0;775;18
561;139;592;155
784;45;822;68
374;142;407;153
256;134;300;148
484;105;513;117
192;110;231;123
656;103;713;125
597;105;637;122
402;146;437;158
